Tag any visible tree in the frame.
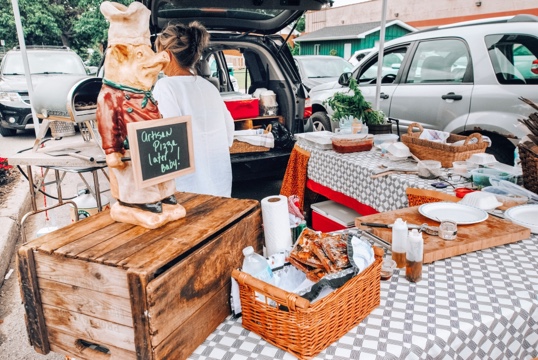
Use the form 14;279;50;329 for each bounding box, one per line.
0;0;133;63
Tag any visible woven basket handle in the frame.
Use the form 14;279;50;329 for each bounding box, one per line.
264;124;273;134
463;132;483;145
232;269;310;310
406;122;423;136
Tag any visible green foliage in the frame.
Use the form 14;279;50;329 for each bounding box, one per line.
0;0;133;62
325;78;386;125
295;16;305;33
289;42;300;56
329;48;337;56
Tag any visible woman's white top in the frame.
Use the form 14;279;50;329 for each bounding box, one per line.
153;76;234;197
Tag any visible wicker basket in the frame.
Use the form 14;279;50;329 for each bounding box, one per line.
401;123;488;168
230;124;272;154
232;247;382;360
518;141;538;194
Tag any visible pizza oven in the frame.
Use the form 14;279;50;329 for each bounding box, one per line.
33;75;102;124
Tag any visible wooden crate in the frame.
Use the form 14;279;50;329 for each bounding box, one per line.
18;192;263;360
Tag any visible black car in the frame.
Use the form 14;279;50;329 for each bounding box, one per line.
0;46;88;136
141;0;331;180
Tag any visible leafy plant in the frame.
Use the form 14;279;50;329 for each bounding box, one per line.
325;78;386;125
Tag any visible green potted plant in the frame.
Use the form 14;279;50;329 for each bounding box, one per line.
325;78;391;134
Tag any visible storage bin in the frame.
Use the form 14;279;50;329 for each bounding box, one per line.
311;200;361;232
18;192;263;360
224;98;259;120
232;246;383;360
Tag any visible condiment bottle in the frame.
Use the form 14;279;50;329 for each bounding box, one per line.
391;218;408;268
405;229;423;283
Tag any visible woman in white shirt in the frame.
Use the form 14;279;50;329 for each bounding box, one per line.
153;22;234;197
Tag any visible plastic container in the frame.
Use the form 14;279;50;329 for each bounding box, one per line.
458;191;503;211
452;161;469;176
417;160;442;179
405;229;423;283
481;186;528;210
391;218;408;269
468;153;497;165
373;133;399;148
387;142;411;158
242;246;275;302
380;258;397;280
470;168;516;187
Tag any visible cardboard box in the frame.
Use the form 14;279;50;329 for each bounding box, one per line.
311;200;361;232
18;192;263;360
224;98;259;120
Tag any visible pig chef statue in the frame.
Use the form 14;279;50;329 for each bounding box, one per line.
97;1;186;229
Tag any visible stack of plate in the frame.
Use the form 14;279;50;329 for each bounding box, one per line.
504;204;538;233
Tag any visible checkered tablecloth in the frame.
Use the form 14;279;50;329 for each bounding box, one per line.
306;148;472;213
188;235;538;360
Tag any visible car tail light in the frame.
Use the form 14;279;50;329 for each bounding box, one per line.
531;59;538;75
303;97;312;119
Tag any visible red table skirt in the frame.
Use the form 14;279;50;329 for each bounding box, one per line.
306;179;379;216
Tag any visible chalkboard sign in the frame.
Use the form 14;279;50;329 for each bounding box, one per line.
127;116;194;189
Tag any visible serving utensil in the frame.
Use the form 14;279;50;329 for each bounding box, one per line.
360;222;439;236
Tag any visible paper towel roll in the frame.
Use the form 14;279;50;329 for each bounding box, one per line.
261;195;292;256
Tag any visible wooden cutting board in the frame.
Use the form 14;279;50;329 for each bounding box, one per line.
356;206;531;264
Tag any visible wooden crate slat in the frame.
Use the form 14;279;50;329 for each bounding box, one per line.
121;197;259;272
79;226;152;262
35;253;130;298
32;212;116;254
48;327;136;360
97;193;215;267
17;248;50;354
153;285;230;360
147;209;262;346
54;221;135;258
127;270;151;360
39;278;133;327
43;305;136;352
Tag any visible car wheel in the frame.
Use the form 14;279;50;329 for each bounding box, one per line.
460;130;515;165
0;125;17;137
310;111;331;132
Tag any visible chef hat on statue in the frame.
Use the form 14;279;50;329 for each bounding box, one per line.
100;1;151;46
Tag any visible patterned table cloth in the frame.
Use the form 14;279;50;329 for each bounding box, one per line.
189;235;538;360
306;148;471;213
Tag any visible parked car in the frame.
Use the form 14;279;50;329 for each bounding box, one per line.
309;14;538;164
0;46;88;136
141;0;330;180
294;55;353;91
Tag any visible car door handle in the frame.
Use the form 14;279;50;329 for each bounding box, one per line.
441;92;462;101
380;93;389;99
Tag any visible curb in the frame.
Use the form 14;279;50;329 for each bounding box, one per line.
0;174;31;287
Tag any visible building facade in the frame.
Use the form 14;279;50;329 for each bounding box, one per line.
306;0;538;32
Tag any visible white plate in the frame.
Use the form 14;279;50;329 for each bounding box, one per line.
418;202;489;224
504;204;538;233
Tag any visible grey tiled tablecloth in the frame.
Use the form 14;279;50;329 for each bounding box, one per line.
189;234;538;360
306;148;469;213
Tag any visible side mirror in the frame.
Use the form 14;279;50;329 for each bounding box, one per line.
338;72;352;86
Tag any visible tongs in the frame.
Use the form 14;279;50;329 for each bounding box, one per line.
360;222;439;236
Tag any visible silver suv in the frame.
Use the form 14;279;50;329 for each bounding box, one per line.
308;14;538;164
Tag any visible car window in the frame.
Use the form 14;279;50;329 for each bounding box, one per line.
357;47;407;84
1;52;87;75
297;57;353;79
486;34;538;84
405;39;470;84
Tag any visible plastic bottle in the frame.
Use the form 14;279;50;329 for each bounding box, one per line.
405;229;423;283
242;246;275;302
391;218;408;268
351;118;363;134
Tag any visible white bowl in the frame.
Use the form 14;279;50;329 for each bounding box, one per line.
387;142;411;158
458;191;503;211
